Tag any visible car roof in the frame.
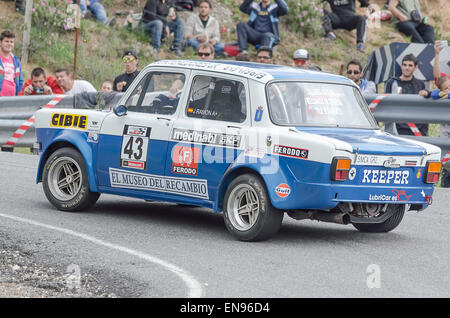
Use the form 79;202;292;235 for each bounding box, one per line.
149;60;353;85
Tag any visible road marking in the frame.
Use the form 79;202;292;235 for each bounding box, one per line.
0;212;204;298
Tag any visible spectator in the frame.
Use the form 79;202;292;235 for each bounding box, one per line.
185;0;225;56
388;0;434;44
19;67;63;96
292;49;321;71
54;67;97;96
75;0;116;26
13;0;24;15
256;46;274;64
236;0;289;60
197;42;215;60
322;0;369;52
113;50;140;92
100;80;113;92
141;0;185;58
433;40;450;82
384;53;428;135
0;30;23;96
346;59;376;93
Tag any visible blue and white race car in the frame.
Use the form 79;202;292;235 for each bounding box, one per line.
35;60;442;241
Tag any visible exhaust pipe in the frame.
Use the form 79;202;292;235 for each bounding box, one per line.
287;210;350;225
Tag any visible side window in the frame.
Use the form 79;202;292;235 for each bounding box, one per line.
186;75;247;123
125;72;186;115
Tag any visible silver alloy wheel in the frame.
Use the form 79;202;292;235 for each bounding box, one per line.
47;156;82;201
227;184;260;231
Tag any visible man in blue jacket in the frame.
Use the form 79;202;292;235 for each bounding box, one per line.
0;30;23;97
236;0;289;60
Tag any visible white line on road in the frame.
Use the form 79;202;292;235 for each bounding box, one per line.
0;212;204;298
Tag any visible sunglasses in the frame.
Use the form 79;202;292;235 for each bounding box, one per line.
258;55;271;60
347;70;360;75
294;59;307;65
123;56;135;63
198;52;211;57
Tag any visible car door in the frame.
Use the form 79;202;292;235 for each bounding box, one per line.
96;68;190;197
166;71;250;203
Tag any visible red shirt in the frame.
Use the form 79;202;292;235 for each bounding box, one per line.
18;75;63;95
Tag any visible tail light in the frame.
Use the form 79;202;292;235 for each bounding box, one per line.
424;161;441;184
330;157;351;181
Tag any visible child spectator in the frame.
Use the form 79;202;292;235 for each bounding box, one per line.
19;67;63;96
185;0;225;56
54;67;97;96
322;0;369;52
433;40;450;82
385;54;428;135
141;0;185;58
256;46;274;64
346;59;376;93
75;0;116;26
113;50;140;92
0;30;23;96
236;0;289;60
100;80;113;92
388;0;434;44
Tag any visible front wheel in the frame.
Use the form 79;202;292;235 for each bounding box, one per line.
352;204;405;233
223;174;283;241
42;147;100;211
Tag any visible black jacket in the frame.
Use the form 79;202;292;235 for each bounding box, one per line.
142;0;169;24
327;0;369;16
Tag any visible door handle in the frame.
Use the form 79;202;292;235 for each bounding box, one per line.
227;125;241;129
157;117;171;121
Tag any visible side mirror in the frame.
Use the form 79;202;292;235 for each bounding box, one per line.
113;104;128;117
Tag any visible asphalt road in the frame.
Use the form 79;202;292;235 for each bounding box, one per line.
0;152;449;298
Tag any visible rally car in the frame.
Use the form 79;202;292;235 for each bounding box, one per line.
34;60;442;241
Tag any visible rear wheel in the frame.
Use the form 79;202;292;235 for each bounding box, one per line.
223;174;283;241
352;204;405;233
42;147;100;211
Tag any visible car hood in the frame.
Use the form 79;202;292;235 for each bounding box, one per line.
295;127;427;155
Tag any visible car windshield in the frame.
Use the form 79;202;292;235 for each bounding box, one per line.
267;82;377;128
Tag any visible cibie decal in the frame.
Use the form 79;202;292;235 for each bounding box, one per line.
50;113;87;130
254;106;263;122
109;168;209;199
120;125;151;170
275;184;291;198
362;169;409;184
273;145;309;160
172;146;200;176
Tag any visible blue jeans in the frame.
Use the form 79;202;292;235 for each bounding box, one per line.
236;22;277;51
80;0;107;24
186;38;225;56
142;18;185;50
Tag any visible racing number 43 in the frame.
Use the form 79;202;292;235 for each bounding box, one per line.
120;125;151;170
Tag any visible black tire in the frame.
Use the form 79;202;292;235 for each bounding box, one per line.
352;204;405;233
223;174;283;241
42;147;100;211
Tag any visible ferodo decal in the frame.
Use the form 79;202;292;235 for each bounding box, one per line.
172;146;200;176
273;145;308;160
275;184;291;198
120;125;151;170
50;113;87;130
171;128;241;148
362;169;409;184
109;168;209;199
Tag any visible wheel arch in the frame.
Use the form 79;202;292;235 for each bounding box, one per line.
214;166;269;213
37;136;98;192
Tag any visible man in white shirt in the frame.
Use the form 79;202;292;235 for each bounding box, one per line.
54;67;97;96
185;0;224;56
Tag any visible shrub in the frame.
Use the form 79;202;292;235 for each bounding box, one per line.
32;0;77;33
285;0;324;38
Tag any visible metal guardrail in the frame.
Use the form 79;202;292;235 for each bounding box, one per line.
0;93;449;155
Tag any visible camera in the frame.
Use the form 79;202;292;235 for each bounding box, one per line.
33;86;44;94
